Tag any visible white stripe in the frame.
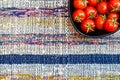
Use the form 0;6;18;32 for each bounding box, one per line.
0;64;120;77
0;44;120;54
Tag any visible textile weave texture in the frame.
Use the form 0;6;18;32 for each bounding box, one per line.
0;0;120;80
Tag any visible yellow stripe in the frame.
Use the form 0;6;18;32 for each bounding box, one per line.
0;17;67;27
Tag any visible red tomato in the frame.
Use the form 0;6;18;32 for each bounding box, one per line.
73;0;88;9
81;19;95;33
95;15;106;30
84;6;97;19
97;1;108;14
88;0;98;6
104;18;119;32
108;0;120;12
108;13;119;20
72;9;86;22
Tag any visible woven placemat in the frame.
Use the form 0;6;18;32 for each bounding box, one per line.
0;0;120;80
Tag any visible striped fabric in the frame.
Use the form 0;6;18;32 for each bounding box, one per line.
0;0;120;80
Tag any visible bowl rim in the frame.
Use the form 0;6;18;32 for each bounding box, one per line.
68;0;120;38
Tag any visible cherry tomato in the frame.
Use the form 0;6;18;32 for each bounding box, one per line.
97;1;108;14
95;15;106;30
72;9;86;22
81;19;95;33
88;0;98;6
73;0;88;9
84;6;97;19
108;0;120;12
104;18;119;32
108;13;119;21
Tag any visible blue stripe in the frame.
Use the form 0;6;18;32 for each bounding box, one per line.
0;54;120;64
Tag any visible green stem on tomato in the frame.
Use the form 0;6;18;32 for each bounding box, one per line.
86;23;94;33
97;0;102;2
74;16;81;22
111;7;120;12
102;14;107;20
82;0;88;6
111;18;119;27
90;13;95;19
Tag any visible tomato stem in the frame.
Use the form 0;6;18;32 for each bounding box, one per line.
86;23;94;33
97;0;102;2
102;15;107;20
90;13;95;19
111;7;120;12
82;0;88;6
74;16;82;22
111;18;119;27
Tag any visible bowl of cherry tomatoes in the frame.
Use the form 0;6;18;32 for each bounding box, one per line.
69;0;120;38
